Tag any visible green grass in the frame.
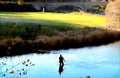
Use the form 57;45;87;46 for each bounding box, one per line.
0;12;106;27
0;12;107;39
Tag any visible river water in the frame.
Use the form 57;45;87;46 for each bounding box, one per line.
0;41;120;78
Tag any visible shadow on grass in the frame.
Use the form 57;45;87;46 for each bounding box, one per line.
0;18;87;39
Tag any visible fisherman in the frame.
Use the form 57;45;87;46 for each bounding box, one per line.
59;54;65;66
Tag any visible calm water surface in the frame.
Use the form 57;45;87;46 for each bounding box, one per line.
0;41;120;78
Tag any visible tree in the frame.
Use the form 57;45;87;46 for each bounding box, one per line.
0;57;35;78
17;0;24;5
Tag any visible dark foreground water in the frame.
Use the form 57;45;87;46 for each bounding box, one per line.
0;41;120;78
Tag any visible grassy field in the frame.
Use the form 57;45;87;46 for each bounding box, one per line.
0;12;107;39
0;12;106;27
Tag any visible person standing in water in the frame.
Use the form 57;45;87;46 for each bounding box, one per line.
59;54;65;66
58;54;65;75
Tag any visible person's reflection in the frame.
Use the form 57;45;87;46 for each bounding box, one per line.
58;64;64;75
86;76;91;78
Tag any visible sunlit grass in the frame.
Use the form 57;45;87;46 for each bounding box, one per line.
0;12;107;28
0;12;108;39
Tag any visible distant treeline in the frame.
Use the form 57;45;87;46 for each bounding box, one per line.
0;0;86;2
0;3;38;12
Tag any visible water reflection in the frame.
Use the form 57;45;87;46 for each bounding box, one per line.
86;76;91;78
80;76;91;78
58;64;64;75
0;41;120;78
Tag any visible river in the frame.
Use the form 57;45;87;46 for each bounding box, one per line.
0;41;120;78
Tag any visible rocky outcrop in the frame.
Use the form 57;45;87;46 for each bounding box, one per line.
106;0;120;20
105;0;120;28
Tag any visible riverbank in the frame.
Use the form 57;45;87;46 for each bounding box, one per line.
0;27;120;57
0;12;120;56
